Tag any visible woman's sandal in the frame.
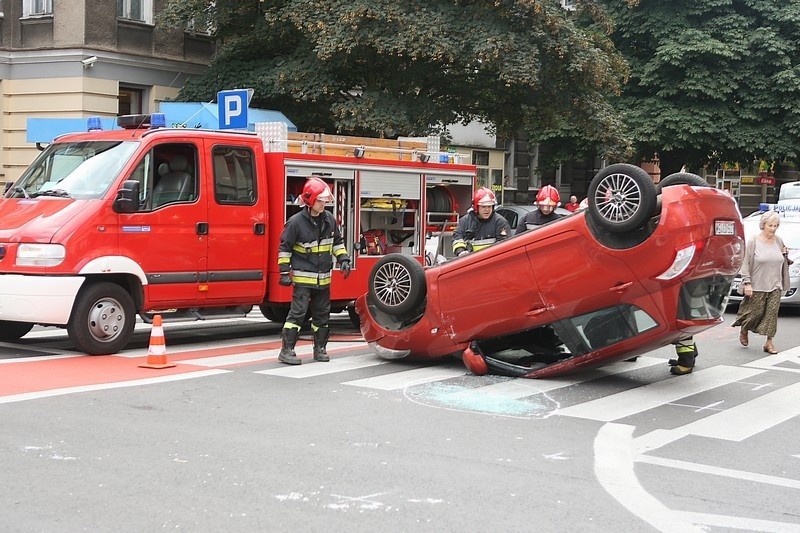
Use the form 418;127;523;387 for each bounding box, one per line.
739;332;749;346
763;345;778;354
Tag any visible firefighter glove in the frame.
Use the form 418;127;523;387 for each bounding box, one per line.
457;249;469;257
340;260;352;279
279;273;292;286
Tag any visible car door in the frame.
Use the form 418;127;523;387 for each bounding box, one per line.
203;142;266;302
118;141;206;305
436;243;556;342
525;229;654;321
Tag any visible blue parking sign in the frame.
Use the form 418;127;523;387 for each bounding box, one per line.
217;89;253;129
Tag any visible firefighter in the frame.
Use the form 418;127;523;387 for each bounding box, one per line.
277;177;351;365
516;185;564;235
668;337;699;375
452;187;510;256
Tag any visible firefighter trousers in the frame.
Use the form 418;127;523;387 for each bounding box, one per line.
285;285;331;329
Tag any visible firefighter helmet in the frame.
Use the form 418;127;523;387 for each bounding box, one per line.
472;187;497;211
301;177;333;206
536;185;561;207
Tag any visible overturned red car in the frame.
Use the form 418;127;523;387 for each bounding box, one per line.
355;165;744;378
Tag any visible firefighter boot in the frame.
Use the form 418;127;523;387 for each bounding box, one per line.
278;328;301;365
313;326;331;362
670;339;698;376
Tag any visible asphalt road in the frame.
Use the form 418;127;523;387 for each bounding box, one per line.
1;308;800;532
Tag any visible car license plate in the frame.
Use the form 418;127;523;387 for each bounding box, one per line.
715;220;736;236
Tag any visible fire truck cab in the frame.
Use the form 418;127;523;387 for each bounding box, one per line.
0;114;475;354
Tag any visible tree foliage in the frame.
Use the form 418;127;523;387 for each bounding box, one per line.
161;0;629;161
599;0;800;175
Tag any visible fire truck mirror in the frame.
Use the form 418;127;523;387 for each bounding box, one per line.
113;180;141;214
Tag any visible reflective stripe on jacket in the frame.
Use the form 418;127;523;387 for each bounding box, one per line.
278;207;349;287
452;210;510;255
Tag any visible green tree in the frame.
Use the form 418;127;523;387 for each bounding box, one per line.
599;0;800;176
162;0;629;160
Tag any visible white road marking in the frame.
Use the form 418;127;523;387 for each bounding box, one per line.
634;380;800;454
184;342;366;367
638;455;800;490
594;423;705;532
556;365;764;421
255;353;387;378
0;354;79;364
343;364;468;390
0;369;230;404
595;423;800;532
744;350;800;374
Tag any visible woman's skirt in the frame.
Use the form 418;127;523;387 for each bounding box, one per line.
732;289;781;337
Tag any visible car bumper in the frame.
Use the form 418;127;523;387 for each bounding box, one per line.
728;275;800;306
0;274;84;324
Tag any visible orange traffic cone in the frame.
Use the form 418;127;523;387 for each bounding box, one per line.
138;314;175;369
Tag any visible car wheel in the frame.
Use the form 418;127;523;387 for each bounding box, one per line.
0;320;34;341
67;282;135;355
368;253;427;316
588;164;657;232
656;172;709;192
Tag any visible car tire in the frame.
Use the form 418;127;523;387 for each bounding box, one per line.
67;282;135;355
656;172;709;192
368;253;427;316
0;320;34;341
587;164;657;233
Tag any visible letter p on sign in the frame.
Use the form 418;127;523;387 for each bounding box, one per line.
217;89;253;130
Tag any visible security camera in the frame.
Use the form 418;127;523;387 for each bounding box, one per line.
81;56;98;67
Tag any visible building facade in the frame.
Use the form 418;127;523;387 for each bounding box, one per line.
0;0;213;183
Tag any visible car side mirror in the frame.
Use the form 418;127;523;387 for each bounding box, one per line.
113;180;140;213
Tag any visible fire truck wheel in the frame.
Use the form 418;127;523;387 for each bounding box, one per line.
0;320;34;341
368;253;426;316
347;305;360;329
259;304;286;323
68;282;135;355
587;163;656;233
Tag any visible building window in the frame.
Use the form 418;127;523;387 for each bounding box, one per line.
472;150;489;167
118;0;153;24
23;0;52;16
119;88;144;115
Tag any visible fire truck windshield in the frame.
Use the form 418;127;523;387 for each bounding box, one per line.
7;141;138;200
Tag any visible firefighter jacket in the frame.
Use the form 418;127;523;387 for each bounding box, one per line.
516;210;564;235
452;210;510;255
278;207;350;287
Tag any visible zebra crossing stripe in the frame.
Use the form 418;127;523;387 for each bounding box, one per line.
443;356;667;402
184;342;366;367
744;350;800;373
635;380;800;454
555;365;765;422
343;364;468;390
254;353;387;378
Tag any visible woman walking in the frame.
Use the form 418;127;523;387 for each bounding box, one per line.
733;211;791;354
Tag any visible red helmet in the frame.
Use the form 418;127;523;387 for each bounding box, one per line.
472;187;497;211
301;177;333;206
536;185;560;207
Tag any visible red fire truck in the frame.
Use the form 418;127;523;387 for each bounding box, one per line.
0;114;475;354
